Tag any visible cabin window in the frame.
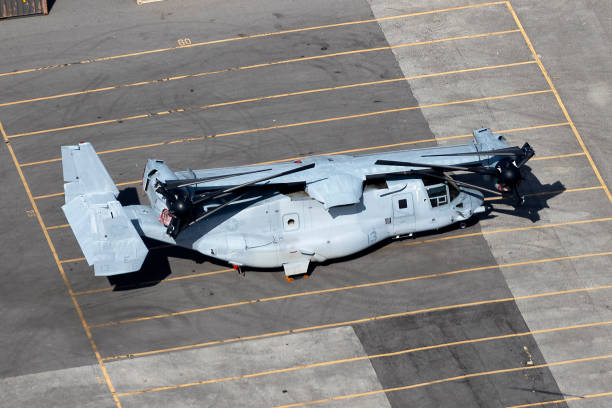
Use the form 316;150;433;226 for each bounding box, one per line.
426;184;449;208
283;213;300;231
398;199;408;209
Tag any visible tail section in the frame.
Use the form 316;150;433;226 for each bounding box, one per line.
61;143;148;276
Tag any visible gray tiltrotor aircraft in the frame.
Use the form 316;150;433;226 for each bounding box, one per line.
61;128;534;279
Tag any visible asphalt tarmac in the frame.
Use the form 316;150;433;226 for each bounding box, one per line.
1;0;611;407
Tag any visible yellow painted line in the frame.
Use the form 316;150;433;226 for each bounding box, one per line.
34;179;139;201
18;88;554;169
530;151;584;161
0;121;122;407
72;268;234;296
5;34;524;140
102;282;612;361
403;214;612;247
0;1;506;79
46;223;69;230
115;319;612;397
506;2;612;204
506;391;612;408
273;353;612;408
89;250;612;329
59;257;86;264
1;58;533;111
32;191;64;199
484;185;603;202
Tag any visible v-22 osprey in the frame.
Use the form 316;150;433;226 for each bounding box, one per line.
61;128;534;280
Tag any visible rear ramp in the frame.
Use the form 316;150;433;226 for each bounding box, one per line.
61;143;148;276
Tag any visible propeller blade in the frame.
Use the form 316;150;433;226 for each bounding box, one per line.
163;168;272;189
375;159;495;175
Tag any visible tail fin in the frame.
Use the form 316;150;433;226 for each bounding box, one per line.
61;143;148;276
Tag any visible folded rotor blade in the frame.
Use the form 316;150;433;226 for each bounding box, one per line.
191;162;315;205
421;146;524;158
412;171;502;196
163;168;272;189
375;159;495;175
211;163;314;197
189;192;248;226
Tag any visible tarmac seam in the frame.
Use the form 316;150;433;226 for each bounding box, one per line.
113;320;612;397
506;390;612;407
272;353;612;408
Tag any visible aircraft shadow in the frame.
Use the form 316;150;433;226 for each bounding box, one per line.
454;165;565;223
107;237;220;291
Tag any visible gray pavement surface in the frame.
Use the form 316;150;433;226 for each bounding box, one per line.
0;0;610;407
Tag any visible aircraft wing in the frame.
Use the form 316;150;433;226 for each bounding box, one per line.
61;143;148;276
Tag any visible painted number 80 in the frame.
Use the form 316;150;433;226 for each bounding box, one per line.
177;38;192;46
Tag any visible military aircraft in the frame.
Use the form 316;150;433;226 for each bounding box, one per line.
61;127;534;279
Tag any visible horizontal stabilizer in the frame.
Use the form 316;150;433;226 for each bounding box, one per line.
62;143;118;202
62;143;147;276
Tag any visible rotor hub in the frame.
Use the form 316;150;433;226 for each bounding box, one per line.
496;159;521;186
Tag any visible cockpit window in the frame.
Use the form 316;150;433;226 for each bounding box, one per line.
426;184;449;207
398;199;408;209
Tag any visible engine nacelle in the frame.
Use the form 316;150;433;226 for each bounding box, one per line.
142;159;178;211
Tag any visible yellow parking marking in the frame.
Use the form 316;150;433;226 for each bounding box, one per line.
102;282;612;362
17;88;553;169
506;391;612;407
506;2;612;203
89;251;612;329
404;214;612;247
60;257;86;264
531;152;584;161
46;223;69;230
33;179;138;200
5;58;532;138
115;320;612;397
71;268;235;296
1;49;529;110
484;185;603;202
0;120;122;407
274;354;612;408
0;2;506;79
